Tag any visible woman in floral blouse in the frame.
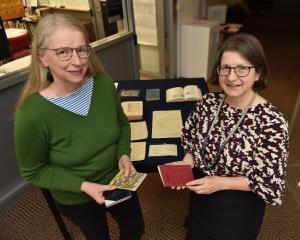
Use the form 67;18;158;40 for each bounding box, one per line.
177;33;289;240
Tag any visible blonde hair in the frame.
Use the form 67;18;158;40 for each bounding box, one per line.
16;13;103;109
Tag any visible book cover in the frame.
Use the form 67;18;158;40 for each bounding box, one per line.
120;89;140;97
145;88;160;101
109;171;147;191
121;101;143;120
103;189;132;207
157;164;193;187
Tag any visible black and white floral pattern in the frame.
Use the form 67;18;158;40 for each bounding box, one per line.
181;92;289;205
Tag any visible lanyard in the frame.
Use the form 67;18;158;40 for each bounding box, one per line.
201;92;257;174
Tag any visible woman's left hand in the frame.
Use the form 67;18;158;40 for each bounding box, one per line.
118;155;136;177
186;176;224;194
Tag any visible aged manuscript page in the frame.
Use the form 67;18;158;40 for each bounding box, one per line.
130;142;146;161
130;121;148;141
152;110;182;138
149;144;178;157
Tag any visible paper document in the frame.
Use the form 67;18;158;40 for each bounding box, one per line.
152;110;183;138
130;121;148;141
130;142;146;161
149;144;178;157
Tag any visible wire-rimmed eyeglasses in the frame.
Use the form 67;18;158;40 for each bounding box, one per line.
40;45;91;61
217;65;255;77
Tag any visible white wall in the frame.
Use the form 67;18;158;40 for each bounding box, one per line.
176;0;207;76
176;0;242;77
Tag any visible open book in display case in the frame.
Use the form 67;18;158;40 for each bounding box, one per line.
117;78;208;171
166;85;202;102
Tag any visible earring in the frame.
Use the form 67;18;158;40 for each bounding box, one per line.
46;68;54;82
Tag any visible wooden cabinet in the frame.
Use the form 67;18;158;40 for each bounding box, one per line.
0;0;25;21
39;7;96;42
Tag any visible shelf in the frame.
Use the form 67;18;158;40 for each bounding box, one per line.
0;0;25;21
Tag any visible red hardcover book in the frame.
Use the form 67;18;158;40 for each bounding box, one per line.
157;164;193;187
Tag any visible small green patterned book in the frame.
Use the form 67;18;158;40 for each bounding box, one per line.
109;171;147;191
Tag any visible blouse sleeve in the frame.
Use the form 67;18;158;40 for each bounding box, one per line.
181;100;203;154
245;119;289;205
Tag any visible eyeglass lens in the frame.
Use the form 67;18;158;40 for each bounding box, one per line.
55;46;90;60
217;65;252;77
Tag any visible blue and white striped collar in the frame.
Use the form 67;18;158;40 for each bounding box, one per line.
43;77;94;116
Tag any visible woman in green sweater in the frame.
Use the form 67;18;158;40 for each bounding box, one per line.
14;13;144;240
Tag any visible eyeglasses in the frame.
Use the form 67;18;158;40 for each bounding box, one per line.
217;65;255;77
40;45;91;61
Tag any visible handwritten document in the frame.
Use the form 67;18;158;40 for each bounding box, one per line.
133;0;157;46
152;110;183;138
149;144;178;157
130;142;146;161
130;121;148;141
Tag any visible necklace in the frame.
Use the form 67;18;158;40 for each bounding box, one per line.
200;92;257;174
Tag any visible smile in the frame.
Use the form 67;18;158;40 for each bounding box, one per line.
68;70;82;75
226;83;242;87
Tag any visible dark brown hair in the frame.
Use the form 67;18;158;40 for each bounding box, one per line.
209;33;269;91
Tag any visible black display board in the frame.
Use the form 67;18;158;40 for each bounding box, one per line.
117;78;209;171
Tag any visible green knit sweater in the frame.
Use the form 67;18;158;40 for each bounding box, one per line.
14;73;131;205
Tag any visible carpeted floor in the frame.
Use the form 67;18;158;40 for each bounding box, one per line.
0;173;189;240
0;171;300;240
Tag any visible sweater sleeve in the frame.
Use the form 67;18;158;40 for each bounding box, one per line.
245;119;289;205
106;75;131;159
14;109;85;193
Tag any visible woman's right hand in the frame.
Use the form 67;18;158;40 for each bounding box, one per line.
81;181;116;204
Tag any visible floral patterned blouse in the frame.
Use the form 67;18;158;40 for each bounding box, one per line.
181;92;289;205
